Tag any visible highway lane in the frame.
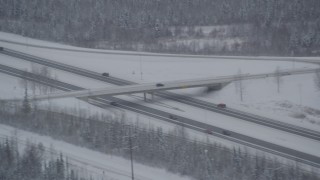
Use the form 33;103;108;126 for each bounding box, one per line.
156;91;320;141
1;63;320;168
1;39;320;64
1;48;320;142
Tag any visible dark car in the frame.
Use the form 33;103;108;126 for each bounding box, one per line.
217;103;226;108
110;102;118;106
0;47;3;51
222;130;231;136
205;129;213;135
102;72;109;77
169;115;178;120
156;83;164;87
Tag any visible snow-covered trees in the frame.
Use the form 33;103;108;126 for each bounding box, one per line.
0;139;90;180
0;0;319;55
0;103;318;180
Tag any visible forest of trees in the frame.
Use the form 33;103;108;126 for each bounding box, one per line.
0;0;320;55
0;137;92;180
0;100;319;180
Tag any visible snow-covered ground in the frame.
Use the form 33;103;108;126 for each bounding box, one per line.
1;32;319;129
1;32;320;165
0;124;192;180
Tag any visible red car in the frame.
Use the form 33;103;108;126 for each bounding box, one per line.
217;103;226;108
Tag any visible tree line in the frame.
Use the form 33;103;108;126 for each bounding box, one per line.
0;137;93;180
0;0;320;55
0;100;319;180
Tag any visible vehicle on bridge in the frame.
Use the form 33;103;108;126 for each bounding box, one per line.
110;101;118;106
205;129;213;135
222;130;231;136
169;114;178;120
217;103;226;108
0;47;3;51
102;72;109;77
156;83;164;87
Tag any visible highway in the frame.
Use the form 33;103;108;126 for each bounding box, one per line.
1;63;320;168
1;39;320;64
26;67;319;101
1;48;320;142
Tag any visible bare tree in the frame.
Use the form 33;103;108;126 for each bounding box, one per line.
39;66;50;94
30;64;55;94
19;65;58;97
274;66;283;93
30;64;39;95
19;70;29;90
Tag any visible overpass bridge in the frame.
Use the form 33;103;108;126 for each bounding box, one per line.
18;67;319;102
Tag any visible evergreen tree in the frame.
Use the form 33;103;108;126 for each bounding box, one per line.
22;87;31;114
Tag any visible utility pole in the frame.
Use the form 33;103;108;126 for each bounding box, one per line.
139;54;143;81
128;127;135;180
122;125;137;180
298;83;302;105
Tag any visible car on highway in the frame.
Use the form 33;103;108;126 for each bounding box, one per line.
169;115;178;120
0;47;3;51
217;103;226;108
222;130;231;136
102;72;109;77
110;101;118;106
156;83;164;87
205;129;213;135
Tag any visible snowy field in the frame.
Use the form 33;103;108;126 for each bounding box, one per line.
1;32;320;167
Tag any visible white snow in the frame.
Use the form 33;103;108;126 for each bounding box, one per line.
1;32;319;129
1;32;320;168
